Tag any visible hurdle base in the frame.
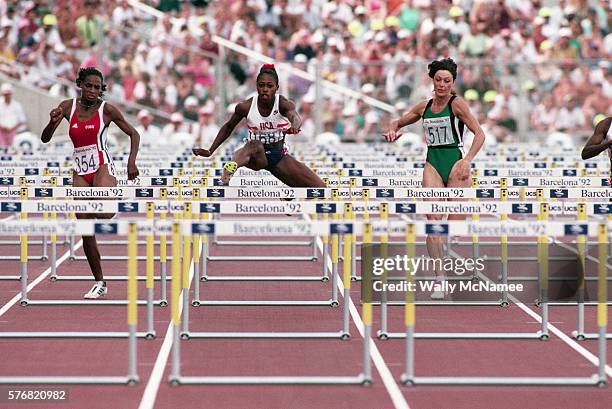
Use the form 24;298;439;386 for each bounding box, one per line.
181;331;347;339
207;256;316;262
192;300;335;307
0;376;136;385
400;375;601;386
572;331;612;340
51;275;173;281
200;275;326;282
378;331;545;340
22;299;161;306
213;240;312;246
0;331;154;339
172;374;368;385
72;256;172;261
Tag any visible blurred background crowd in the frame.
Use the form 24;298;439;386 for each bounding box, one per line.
0;0;610;150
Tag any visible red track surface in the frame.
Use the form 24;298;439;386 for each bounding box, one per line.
0;226;611;409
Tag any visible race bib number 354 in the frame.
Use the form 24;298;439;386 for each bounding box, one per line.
423;117;454;146
72;144;100;175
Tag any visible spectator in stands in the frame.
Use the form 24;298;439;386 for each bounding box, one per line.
552;27;580;60
583;84;612;123
75;0;104;47
192;102;219;146
162;111;190;138
458;22;491;58
530;94;558;132
292;30;315;60
183;96;199;121
556;95;586;132
0;83;27;148
135;109;162;146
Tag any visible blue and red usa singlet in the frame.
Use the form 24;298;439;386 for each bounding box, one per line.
68;98;115;183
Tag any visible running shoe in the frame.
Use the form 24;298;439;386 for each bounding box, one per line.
84;281;107;299
220;161;238;185
430;278;447;300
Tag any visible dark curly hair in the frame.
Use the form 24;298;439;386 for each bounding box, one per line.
427;58;457;81
256;63;279;85
76;67;106;96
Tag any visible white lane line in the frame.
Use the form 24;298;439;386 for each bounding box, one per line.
315;234;410;409
138;251;196;409
448;244;612;378
516;301;612;377
0;240;82;318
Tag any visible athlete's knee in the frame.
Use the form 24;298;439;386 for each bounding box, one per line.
426;214;443;221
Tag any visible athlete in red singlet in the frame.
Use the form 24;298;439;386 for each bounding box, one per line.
41;67;140;299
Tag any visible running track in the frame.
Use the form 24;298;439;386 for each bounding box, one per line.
0;215;611;409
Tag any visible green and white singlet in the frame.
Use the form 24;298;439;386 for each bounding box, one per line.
422;95;465;185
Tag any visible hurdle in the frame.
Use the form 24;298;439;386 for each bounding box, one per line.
400;221;608;387
184;220;350;339
0;223;140;385
189;218;339;313
168;221;371;385
7;220;154;339
367;218;548;341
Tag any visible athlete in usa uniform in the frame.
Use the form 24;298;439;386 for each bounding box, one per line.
192;64;324;188
41;67;140;299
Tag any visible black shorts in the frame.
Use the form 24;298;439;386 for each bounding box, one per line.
265;145;287;171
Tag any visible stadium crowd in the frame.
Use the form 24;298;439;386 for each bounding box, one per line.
0;0;610;148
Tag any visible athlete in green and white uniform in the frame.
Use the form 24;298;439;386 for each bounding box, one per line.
422;95;465;185
384;58;486;299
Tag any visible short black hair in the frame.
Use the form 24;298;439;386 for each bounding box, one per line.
428;58;457;81
76;67;106;96
256;64;279;85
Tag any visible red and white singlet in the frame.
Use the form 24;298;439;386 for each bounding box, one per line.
245;94;290;145
68;98;115;183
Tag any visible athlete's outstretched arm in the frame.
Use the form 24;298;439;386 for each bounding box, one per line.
452;97;485;161
106;104;140;180
193;101;248;157
582;117;612;160
279;96;301;134
41;100;70;143
383;100;428;142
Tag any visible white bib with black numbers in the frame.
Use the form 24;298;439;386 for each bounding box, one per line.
423;116;454;146
245;94;290;145
72;144;100;175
